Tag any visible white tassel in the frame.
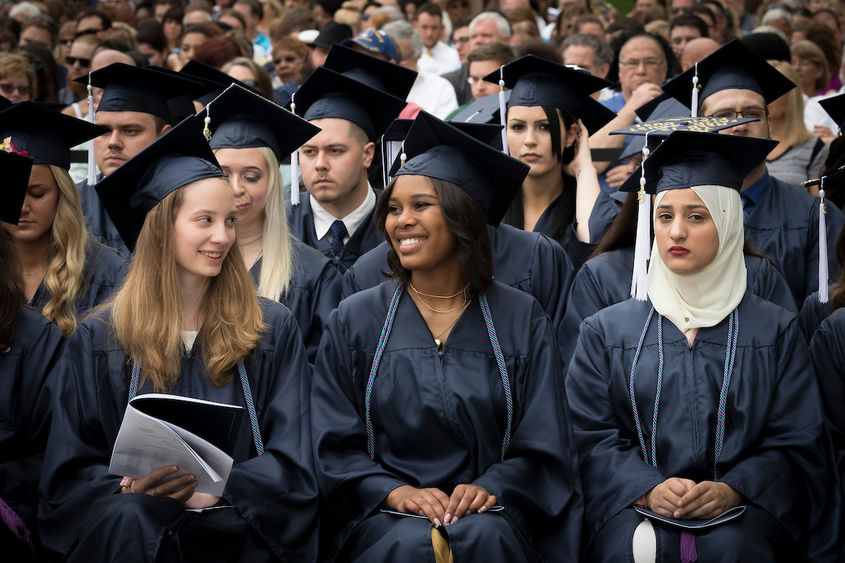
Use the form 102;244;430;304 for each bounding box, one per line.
690;63;699;118
631;143;651;301
290;94;300;206
819;182;829;303
498;66;508;155
86;76;96;186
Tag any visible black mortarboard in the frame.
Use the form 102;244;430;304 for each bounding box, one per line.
661;39;795;113
323;43;417;100
740;32;791;63
482;55;616;134
618;130;777;194
292;66;407;141
0;151;33;225
450;91;512;124
79;63;206;122
94;117;226;251
177;59;261;106
308;21;353;50
0;102;109;169
390;112;529;226
204;84;320;161
819;92;845;132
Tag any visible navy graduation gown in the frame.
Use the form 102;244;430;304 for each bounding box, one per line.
0;308;64;544
76;176;130;257
249;238;341;363
798;286;834;342
286;189;383;274
809;308;845;484
559;246;797;366
39;299;320;561
565;295;839;561
341;224;575;338
27;241;128;317
744;176;844;305
311;281;583;562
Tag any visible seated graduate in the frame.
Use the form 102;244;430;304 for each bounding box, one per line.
565;131;840;562
481;55;621;268
0;151;66;561
311;112;583;562
38;118;320;562
203;84;341;362
286;49;409;273
799;224;844;341
558;122;797;366
0;102;127;336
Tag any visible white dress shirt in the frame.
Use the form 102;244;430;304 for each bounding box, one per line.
310;186;376;244
417;41;461;75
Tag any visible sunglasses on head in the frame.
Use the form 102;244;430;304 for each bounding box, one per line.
66;56;91;67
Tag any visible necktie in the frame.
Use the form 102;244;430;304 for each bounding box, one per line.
330;219;348;256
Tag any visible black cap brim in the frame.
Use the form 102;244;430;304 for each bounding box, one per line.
0;151;33;225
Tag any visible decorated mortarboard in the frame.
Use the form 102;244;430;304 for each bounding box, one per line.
323;43;417;100
178;59;262;106
661;39;795;116
77;63;206;122
819;92;845;134
618;130;776;301
389;112;529;226
291;66;407;141
450;91;512;125
0;101;109;170
380;117;503;186
0;151;33;225
94;116;226;252
482;55;616;136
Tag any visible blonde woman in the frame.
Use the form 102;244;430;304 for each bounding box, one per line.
0;102;126;336
206;84;341;362
767;59;829;186
39;118;320;561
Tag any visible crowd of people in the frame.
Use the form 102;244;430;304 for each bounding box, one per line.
2;0;845;561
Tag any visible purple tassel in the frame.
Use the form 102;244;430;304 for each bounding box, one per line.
680;531;697;563
0;497;35;559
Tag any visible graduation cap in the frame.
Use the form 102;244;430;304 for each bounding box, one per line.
291;66;407;141
617;130;776;301
94;117;226;252
0;151;33;225
661;39;795;116
450;91;512;125
78;62;206;122
323;43;417;100
0;101;109;169
389;112;529;226
819;92;845;134
482;55;616;135
204;83;320;161
178;59;262;106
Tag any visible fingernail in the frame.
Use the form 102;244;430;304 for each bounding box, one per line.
479;506;488;513
170;466;178;472
452;516;459;524
120;477;128;487
444;513;451;524
434;518;441;527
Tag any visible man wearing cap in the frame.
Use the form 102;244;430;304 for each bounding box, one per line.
306;21;353;70
662;38;845;305
288;54;408;273
74;63;205;255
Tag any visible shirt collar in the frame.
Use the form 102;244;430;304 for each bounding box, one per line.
311;185;376;240
741;169;770;207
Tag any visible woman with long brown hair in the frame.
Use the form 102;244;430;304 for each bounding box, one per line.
39;119;320;561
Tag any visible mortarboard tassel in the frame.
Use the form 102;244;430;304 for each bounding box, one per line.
86;73;97;186
400;141;406;167
690;63;699;118
202;102;212;142
498;66;509;156
819;177;829;303
380;134;388;189
289;93;300;206
631;133;651;301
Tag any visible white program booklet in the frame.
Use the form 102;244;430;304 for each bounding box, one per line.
109;394;244;496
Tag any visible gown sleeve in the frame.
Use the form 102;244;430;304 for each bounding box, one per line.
302;261;341;363
558;262;613;369
530;233;574;341
809;317;845;472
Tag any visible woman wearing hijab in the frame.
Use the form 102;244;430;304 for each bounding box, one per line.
565;131;839;561
311;112;583;562
39;119;320;562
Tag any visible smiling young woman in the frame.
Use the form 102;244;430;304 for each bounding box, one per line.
311;113;583;562
39;119;320;562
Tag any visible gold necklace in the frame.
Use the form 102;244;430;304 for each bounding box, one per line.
409;283;469;314
432;300;471;351
408;282;469;299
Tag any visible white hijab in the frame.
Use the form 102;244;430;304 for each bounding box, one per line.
646;185;747;332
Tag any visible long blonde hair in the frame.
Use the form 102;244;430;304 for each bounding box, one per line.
769;59;813;149
109;182;265;392
256;147;295;300
41;165;88;335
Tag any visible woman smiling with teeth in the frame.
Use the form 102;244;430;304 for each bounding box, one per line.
311;112;583;562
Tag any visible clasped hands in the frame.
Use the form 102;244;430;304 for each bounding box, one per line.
645;477;741;520
384;484;496;527
120;465;220;509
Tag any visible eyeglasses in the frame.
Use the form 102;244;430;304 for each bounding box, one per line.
706;108;767;120
273;56;299;64
66;56;91;67
0;83;30;96
452;36;471;44
59;38;74;46
448;1;469;8
618;57;665;69
75;27;104;38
